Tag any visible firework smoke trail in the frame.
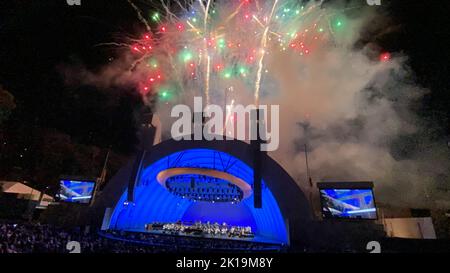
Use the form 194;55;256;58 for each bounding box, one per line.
223;86;235;136
204;55;211;106
127;0;151;32
254;0;279;106
201;0;212;106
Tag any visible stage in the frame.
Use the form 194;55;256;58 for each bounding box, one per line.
128;228;285;245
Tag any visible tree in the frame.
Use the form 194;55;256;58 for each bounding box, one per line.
0;85;16;126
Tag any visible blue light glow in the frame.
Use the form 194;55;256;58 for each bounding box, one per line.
109;149;288;243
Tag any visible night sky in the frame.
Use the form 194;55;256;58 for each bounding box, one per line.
0;0;449;184
0;0;143;153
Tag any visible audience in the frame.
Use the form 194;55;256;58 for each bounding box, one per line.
0;222;284;253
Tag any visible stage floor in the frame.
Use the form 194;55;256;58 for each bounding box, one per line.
128;228;284;245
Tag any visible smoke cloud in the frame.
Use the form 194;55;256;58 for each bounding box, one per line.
63;1;449;208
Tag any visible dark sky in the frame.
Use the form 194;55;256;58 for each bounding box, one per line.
0;0;449;154
0;0;145;153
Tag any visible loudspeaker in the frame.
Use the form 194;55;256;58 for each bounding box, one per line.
253;147;262;208
251;108;264;209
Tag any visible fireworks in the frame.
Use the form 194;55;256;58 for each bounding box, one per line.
380;52;391;62
87;1;440;198
120;0;357;106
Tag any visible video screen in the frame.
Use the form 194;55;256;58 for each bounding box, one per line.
320;188;377;220
56;179;96;204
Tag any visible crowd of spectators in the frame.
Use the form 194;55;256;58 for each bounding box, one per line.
0;222;163;253
0;222;284;253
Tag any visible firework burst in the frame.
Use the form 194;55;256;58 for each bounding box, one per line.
122;0;354;108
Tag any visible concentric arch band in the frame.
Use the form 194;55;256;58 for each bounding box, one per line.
156;167;253;199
